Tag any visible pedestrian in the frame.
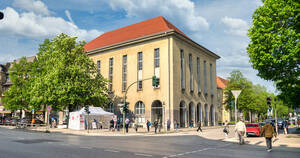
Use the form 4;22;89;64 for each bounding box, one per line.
116;118;120;131
176;121;179;131
158;119;161;133
154;120;158;134
167;119;171;131
283;119;288;135
125;118;130;133
197;120;202;132
223;120;229;138
260;120;277;152
234;119;246;145
110;118;114;131
190;120;194;128
146;120;151;132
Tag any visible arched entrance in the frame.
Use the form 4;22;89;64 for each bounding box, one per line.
188;102;195;127
151;100;163;125
205;104;209;126
179;101;186;127
135;101;145;124
210;105;215;126
196;103;202;122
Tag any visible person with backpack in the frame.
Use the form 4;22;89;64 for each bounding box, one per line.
146;120;151;132
125;118;130;133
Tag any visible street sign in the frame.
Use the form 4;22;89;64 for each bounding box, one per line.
47;106;52;112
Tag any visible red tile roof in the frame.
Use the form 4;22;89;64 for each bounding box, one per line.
84;16;189;52
217;76;228;89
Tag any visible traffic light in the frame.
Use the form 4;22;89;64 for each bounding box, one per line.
152;76;160;87
84;106;90;114
267;97;271;108
122;102;129;113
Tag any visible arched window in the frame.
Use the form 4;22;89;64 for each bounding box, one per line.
135;101;145;115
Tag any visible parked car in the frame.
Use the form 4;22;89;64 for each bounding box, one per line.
246;123;261;137
4;118;11;125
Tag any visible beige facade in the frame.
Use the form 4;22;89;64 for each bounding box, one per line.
88;30;219;129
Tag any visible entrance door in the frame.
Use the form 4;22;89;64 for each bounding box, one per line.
179;101;186;127
151;100;163;125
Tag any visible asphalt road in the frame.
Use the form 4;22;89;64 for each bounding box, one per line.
0;127;299;158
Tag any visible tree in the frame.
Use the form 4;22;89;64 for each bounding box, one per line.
3;57;33;116
29;33;109;112
247;0;300;107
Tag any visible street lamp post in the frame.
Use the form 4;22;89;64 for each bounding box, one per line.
232;90;241;123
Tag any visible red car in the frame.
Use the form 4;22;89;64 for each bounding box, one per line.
246;123;261;137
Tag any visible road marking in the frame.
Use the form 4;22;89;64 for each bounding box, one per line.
134;153;153;157
163;147;215;158
104;149;120;153
80;146;93;149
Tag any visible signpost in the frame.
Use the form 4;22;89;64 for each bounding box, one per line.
232;90;242;123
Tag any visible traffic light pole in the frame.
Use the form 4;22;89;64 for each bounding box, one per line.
123;77;153;134
274;98;278;136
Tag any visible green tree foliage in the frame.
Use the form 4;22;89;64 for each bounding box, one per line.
29;33;108;111
247;0;300;107
3;57;33;112
224;71;290;120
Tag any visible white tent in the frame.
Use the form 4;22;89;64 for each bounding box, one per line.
68;106;114;130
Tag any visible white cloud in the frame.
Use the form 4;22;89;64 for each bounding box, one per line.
13;0;51;15
221;16;249;36
0;7;102;42
65;10;74;24
109;0;209;31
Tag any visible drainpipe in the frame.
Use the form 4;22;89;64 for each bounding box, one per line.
167;34;171;129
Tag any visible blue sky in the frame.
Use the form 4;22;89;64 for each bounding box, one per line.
0;0;276;93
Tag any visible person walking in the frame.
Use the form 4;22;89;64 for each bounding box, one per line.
116;118;120;131
158;119;162;133
146;120;151;132
174;120;179;132
223;120;229;138
196;120;202;132
154;120;158;134
260;121;277;152
283;119;288;135
234;119;246;145
109;118;114;131
125;118;130;133
167;119;171;131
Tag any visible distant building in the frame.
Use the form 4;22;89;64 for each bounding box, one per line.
85;16;220;128
216;76;231;124
0;56;36;118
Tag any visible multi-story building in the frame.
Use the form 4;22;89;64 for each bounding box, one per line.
0;56;36;118
216;76;230;124
84;16;220;128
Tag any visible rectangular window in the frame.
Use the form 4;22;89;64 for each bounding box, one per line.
210;63;213;95
180;49;185;90
97;60;101;74
138;52;143;70
154;48;160;68
189;54;193;92
108;58;113;92
122;55;127;91
197;57;201;93
204;60;207;94
137;52;143;90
